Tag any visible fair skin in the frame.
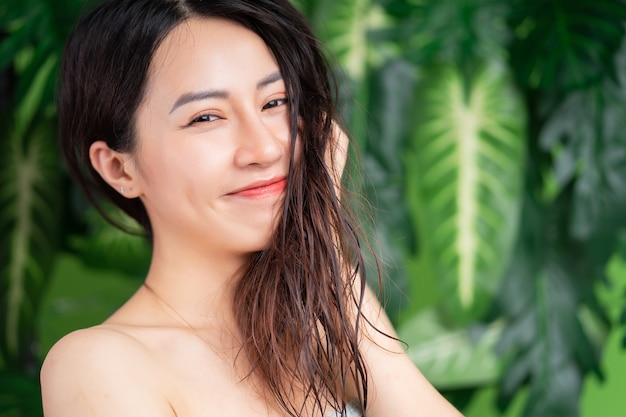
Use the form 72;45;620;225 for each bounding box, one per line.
41;18;462;417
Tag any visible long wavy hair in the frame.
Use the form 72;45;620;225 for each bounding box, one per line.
59;0;370;415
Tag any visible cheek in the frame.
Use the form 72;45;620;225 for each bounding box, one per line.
138;140;232;193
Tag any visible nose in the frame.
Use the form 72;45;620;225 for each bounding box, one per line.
233;111;285;168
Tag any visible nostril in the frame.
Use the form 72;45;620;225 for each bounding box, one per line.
234;119;286;168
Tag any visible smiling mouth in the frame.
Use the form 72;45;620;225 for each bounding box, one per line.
228;177;288;198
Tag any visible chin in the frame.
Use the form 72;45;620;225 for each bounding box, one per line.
230;232;275;255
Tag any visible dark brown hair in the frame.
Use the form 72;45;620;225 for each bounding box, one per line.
59;0;370;415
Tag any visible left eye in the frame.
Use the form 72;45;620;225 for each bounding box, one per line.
263;98;288;110
188;113;220;126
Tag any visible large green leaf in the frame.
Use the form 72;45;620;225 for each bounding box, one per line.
308;0;374;82
495;195;602;417
0;2;64;368
398;308;504;389
305;0;396;150
0;0;98;371
405;61;525;322
0;122;61;368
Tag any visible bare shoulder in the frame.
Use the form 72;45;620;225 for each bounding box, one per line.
359;286;464;417
41;325;155;378
41;326;174;417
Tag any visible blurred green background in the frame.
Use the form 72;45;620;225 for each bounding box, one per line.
2;0;626;416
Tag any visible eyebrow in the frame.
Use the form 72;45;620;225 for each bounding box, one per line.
256;71;283;90
169;71;283;114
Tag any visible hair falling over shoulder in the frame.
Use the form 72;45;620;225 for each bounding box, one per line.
58;0;374;415
234;122;371;416
228;2;372;414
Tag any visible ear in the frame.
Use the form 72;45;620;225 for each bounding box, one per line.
89;141;142;198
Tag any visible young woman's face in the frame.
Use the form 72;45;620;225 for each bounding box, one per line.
132;18;294;256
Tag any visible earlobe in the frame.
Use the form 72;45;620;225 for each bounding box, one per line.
89;141;141;198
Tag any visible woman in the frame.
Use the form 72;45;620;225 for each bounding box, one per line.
41;0;463;416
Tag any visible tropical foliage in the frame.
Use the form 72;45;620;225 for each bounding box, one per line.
2;0;626;416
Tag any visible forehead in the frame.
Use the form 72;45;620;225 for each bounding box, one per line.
144;17;281;99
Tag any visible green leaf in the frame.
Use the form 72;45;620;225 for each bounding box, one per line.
405;61;526;322
360;153;411;322
386;0;511;67
13;53;57;139
0;0;42;27
496;196;602;417
13;35;56;107
539;43;626;245
398;308;504;389
306;0;394;151
309;0;373;82
509;0;626;92
0;20;35;71
497;265;592;417
366;60;416;176
357;60;418;319
69;205;151;278
0;121;61;368
595;253;626;349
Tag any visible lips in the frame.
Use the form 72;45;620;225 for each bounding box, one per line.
227;177;287;198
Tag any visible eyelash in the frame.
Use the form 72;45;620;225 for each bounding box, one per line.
187;97;289;126
262;97;289;110
189;114;220;125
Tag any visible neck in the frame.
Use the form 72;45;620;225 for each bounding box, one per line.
143;237;253;331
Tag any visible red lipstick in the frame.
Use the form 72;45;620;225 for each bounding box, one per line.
228;177;287;198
